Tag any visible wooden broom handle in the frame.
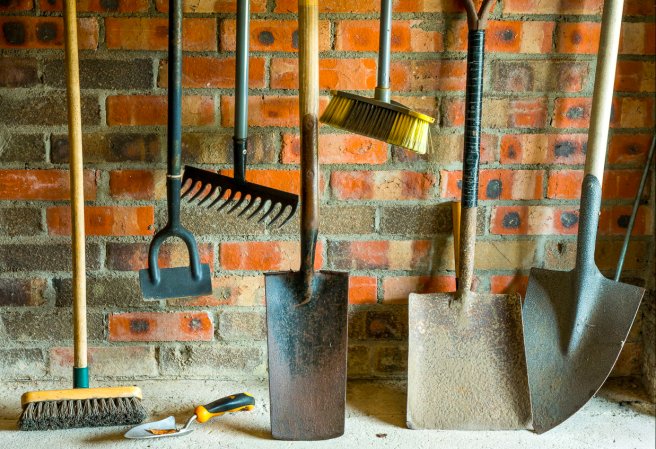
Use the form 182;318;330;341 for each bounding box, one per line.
64;0;87;370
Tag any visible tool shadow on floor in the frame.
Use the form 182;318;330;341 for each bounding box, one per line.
346;381;407;428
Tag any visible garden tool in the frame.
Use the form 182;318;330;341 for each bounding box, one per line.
139;0;212;300
20;0;145;430
181;0;298;227
320;0;435;154
264;0;349;440
124;393;254;439
407;0;531;430
522;0;645;434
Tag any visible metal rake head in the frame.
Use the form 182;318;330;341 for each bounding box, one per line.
182;166;299;228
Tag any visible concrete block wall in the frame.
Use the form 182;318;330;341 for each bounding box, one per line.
0;0;654;385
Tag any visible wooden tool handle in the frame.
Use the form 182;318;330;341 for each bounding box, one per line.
451;201;461;279
463;0;495;31
298;0;319;304
585;0;624;181
64;0;87;374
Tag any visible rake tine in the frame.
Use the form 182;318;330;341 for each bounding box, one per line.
215;189;237;212
238;195;260;217
257;202;277;224
227;192;249;214
247;199;269;221
277;203;298;228
197;185;220;206
266;203;288;228
188;181;209;202
180;178;194;198
207;186;226;208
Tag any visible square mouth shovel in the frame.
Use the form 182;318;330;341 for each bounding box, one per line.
407;0;531;430
522;0;645;434
139;0;211;300
265;1;348;440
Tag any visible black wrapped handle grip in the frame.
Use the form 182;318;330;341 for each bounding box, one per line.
461;30;485;209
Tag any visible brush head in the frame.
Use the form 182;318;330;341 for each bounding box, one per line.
19;386;147;431
320;91;435;154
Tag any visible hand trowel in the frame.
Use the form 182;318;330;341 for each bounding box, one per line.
124;393;254;439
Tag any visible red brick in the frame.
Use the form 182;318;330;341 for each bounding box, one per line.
609;134;653;164
331;171;436;200
107;95;215;126
109;312;213;342
553;97;592;128
220;96;302;128
220;241;324;271
109;170;165;200
105;18;217;51
0;0;33;11
270;58;378;91
490;275;529;297
556;23;601;54
215;168;305;195
335;20;442;52
599;205;651;236
106;242;214;272
155;0;266;13
446;20;553;54
281;134;388;165
275;0;378;13
349;276;377;305
615;60;655;93
330;240;432;271
391;95;439;119
383;276;455;304
509;98;548;128
40;0;149;12
393;0;463;13
549;170;646;200
0;17;98;49
47;206;154;236
613;97;655;128
491;206;580;235
391;59;466;92
440;169;544;200
500;134;587;165
220;19;331;52
620;22;656;55
159;57;266;89
0;170;96;200
169;275;265;307
504;0;602;14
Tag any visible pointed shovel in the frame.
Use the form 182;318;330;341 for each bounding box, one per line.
522;0;645;433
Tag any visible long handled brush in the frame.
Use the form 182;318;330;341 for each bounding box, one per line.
19;0;146;430
320;0;435;154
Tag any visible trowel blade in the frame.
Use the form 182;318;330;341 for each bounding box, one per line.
124;416;194;439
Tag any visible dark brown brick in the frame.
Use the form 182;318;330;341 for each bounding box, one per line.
180;205;288;237
347;345;372;377
0;207;43;236
0;133;45;163
0;93;99;126
0;349;46;380
217;310;266;341
348;308;367;340
182;131;278;165
380;204;452;236
366;308;408;340
159;344;264;377
492;60;590;93
43;58;152;90
51;133;161;163
321;205;376;235
54;276;145;308
374;345;408;375
0;57;38;87
0;243;100;271
1;310;103;341
0;278;47;306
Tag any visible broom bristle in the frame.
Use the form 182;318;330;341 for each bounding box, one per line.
19;396;147;431
320;92;434;154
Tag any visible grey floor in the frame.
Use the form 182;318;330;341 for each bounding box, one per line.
0;379;654;449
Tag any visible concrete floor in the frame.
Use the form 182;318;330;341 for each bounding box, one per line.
0;379;653;449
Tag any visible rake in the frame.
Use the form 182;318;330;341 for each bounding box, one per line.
181;0;298;227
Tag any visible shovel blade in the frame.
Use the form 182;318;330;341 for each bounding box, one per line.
408;291;531;430
523;267;644;433
139;264;212;300
265;270;348;441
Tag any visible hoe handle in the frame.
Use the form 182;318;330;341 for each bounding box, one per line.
298;0;319;303
64;0;88;386
459;28;485;293
233;0;250;182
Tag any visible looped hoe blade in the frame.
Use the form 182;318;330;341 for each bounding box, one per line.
182;166;299;228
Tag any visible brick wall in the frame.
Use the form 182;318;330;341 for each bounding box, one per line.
0;1;654;383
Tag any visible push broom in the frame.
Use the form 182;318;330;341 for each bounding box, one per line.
320;0;435;154
19;0;146;430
